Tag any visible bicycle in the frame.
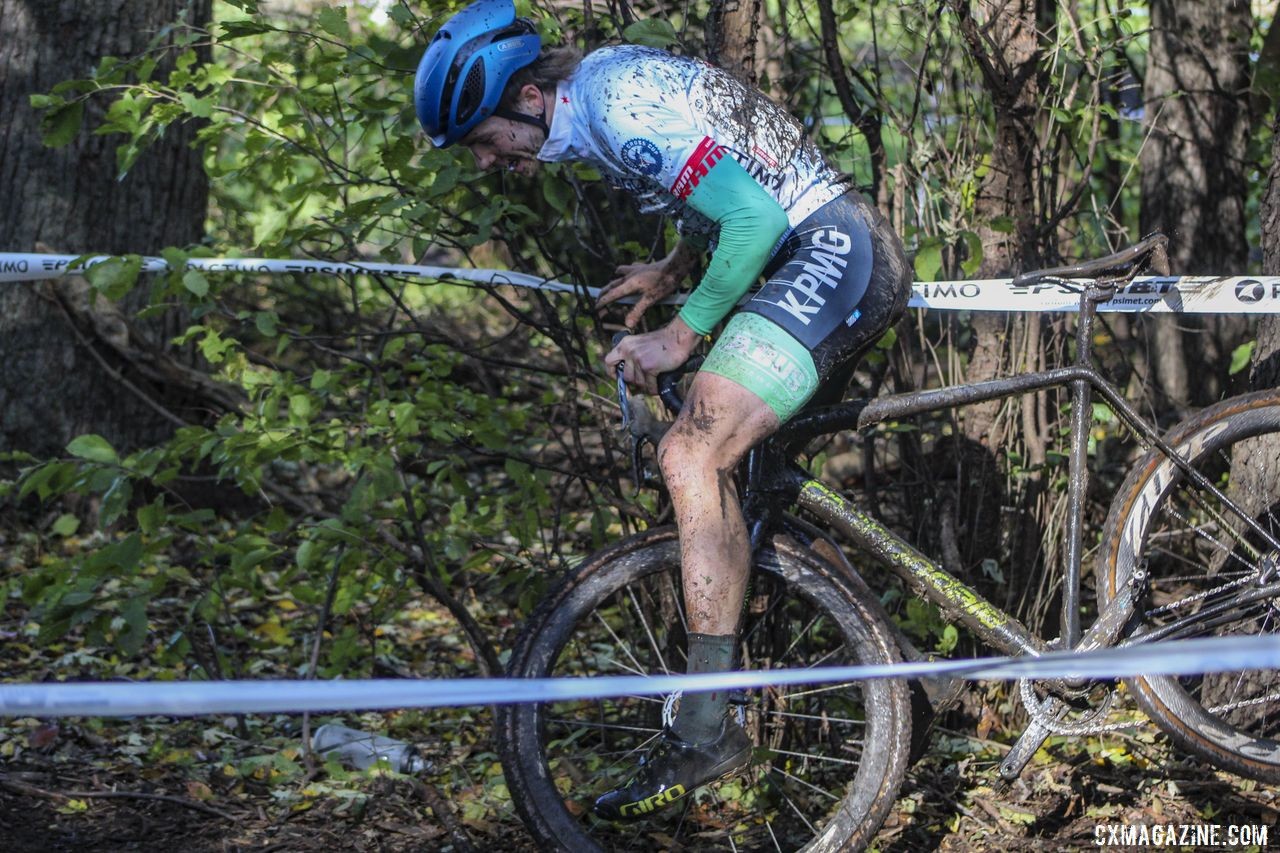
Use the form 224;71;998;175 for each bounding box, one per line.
498;233;1280;851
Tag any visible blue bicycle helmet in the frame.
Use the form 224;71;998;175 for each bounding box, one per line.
414;0;543;147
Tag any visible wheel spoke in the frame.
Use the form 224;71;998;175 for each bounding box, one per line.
627;586;672;675
771;765;842;802
758;707;868;726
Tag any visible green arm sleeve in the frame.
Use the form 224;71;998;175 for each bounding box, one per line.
677;154;791;335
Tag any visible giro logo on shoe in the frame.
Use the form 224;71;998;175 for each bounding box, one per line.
618;783;688;817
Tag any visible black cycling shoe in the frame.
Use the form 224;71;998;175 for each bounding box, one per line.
593;720;752;821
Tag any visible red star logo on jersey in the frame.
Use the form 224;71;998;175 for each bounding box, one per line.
561;96;570;104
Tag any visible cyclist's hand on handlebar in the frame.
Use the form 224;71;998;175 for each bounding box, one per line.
596;261;678;329
604;318;701;396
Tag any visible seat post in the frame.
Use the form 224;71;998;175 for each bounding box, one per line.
1061;290;1100;649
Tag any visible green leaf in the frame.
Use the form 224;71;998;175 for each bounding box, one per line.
255;311;279;337
317;7;350;38
137;499;166;534
180;91;215;118
42;101;84;148
1229;341;1255;375
289;394;313;422
51;514;81;537
622;19;678;48
959;231;983;277
119;597;149;655
85;255;144;300
296;539;319;570
67;434;120;465
220;19;273;40
182;269;210;298
936;624;958;654
19;463;66;501
988;216;1015;234
89;533;143;575
542;178;572;214
913;239;944;282
100;477;133;527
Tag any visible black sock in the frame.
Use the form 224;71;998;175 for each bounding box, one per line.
673;632;736;744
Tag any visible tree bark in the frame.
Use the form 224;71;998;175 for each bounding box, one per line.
1139;0;1252;411
1250;109;1280;389
706;0;762;86
954;0;1046;446
816;0;887;208
0;0;211;458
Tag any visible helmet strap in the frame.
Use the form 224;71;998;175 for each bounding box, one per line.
493;90;549;140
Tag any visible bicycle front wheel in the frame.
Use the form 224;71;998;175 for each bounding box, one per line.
499;526;911;852
1098;389;1280;781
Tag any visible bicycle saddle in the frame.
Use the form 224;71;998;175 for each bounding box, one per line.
1011;232;1170;288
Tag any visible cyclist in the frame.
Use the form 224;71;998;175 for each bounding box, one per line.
415;0;912;820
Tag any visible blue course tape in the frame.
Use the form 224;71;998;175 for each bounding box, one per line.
0;635;1276;718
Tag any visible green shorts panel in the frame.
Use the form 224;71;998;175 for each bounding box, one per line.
701;312;819;422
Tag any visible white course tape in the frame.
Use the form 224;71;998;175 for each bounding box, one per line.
3;252;1280;313
0;253;598;298
0;635;1275;718
911;275;1280;314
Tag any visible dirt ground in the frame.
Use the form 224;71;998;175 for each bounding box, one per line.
2;709;1277;852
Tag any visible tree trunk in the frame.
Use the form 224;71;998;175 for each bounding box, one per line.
1208;97;1280;718
816;0;887;209
1250;109;1280;389
706;0;762;85
1139;0;1252;411
954;0;1045;446
0;0;211;458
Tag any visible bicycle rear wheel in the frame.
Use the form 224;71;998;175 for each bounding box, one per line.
498;527;911;852
1098;389;1280;781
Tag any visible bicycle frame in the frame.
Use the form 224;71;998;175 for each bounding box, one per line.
742;282;1280;663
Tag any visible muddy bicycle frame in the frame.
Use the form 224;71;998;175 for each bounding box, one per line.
681;235;1280;778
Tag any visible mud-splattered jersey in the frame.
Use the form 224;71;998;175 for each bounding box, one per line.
537;45;848;241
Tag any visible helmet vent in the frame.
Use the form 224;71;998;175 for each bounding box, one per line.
456;58;486;125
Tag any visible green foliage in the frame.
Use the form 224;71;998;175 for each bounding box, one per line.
1230;340;1256;375
10;0;646;686
623;18;680;48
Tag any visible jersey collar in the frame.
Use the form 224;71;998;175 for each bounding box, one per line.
537;80;578;162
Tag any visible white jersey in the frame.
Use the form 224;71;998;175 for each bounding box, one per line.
537;45;848;241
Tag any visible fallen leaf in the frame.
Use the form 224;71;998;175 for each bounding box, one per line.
28;723;59;750
186;780;215;801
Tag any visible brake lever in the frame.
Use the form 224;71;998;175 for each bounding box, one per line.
609;331;703;488
611;332;647;490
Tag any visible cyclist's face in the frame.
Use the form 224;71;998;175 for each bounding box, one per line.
460;96;545;177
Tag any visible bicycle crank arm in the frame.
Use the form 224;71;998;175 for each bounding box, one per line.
999;713;1056;780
